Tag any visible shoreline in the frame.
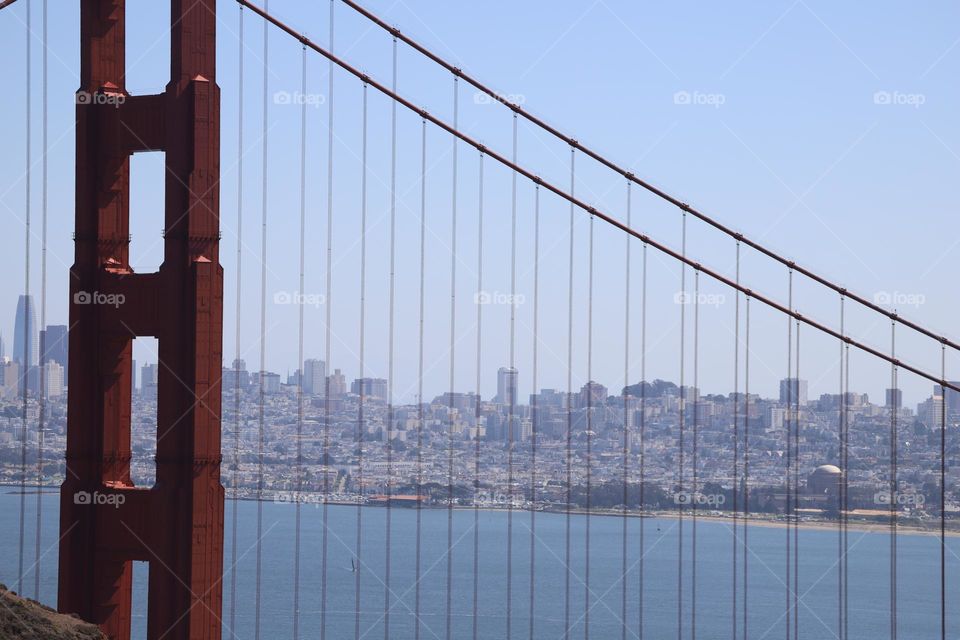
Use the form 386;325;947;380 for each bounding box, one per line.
7;485;956;538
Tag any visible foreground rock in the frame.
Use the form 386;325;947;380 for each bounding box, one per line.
0;585;104;640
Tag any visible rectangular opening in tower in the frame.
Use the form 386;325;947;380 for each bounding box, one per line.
129;151;165;274
132;337;159;487
124;1;170;96
131;560;149;639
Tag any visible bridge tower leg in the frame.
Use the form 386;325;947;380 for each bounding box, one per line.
58;1;223;639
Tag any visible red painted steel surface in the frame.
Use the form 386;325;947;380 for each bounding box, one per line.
58;2;223;638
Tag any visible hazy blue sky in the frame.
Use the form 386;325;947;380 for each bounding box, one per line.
0;0;957;407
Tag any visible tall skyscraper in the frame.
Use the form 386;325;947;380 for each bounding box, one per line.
141;362;159;399
328;368;347;398
40;324;69;386
44;361;65;399
302;358;326;396
885;388;903;410
779;378;808;406
496;367;518;406
13;294;38;367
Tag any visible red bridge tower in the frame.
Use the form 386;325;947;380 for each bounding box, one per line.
58;1;224;639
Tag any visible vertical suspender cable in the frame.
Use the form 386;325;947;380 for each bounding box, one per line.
843;343;850;640
677;213;686;640
889;319;898;640
445;75;459;640
230;4;244;634
33;0;48;601
837;296;845;640
742;295;751;640
794;320;800;640
691;269;700;640
584;181;595;640
940;343;946;640
507;112;519;640
18;0;31;595
472;149;484;640
255;3;270;636
414;116;427;640
383;34;398;640
563;146;575;640
732;242;740;640
639;241;647;640
528;183;540;640
785;269;793;640
355;80;369;640
293;41;307;640
254;0;270;640
620;181;632;640
321;2;335;636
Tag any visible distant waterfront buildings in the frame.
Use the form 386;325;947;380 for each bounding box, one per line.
352;377;387;401
779;378;808;406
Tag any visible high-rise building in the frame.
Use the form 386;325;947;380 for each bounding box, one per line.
13;294;38;367
302;358;326;396
132;359;137;394
779;378;808;406
141;362;159;399
351;377;388;401
935;382;960;418
496;367;518;406
579;381;608;408
41;323;69;371
255;371;281;394
885;388;903;410
44;361;64;399
0;331;5;360
328;368;347;398
0;360;19;401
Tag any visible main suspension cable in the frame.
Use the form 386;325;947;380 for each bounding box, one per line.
333;0;960;357
234;0;960;396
